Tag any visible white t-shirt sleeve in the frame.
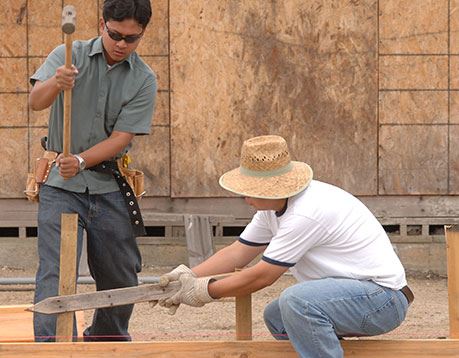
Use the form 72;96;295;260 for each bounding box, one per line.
262;215;330;266
239;211;272;246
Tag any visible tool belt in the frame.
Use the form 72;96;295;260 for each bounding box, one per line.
89;159;146;237
24;151;58;202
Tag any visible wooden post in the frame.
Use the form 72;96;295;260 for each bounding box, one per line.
235;294;252;340
55;213;78;342
235;268;252;340
446;224;459;338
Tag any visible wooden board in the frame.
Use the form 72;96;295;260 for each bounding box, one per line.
55;213;78;342
1;340;459;357
170;0;378;197
0;305;84;342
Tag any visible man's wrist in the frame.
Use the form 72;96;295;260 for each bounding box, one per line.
73;154;86;172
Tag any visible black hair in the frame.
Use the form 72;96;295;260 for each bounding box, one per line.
103;0;152;29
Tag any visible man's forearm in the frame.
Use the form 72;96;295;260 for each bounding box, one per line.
29;78;61;111
79;131;135;168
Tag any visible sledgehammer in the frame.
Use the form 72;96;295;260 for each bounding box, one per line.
61;5;76;157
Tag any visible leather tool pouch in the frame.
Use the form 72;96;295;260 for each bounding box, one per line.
117;154;146;199
24;151;58;202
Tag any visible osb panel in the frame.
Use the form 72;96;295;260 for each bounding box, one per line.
0;58;27;92
142;56;169;90
452;0;459;54
152;91;169;126
379;56;448;89
136;0;169;56
452;56;459;89
0;128;28;198
379;125;448;194
28;0;62;57
379;0;448;54
170;0;377;197
0;0;27;57
29;127;49;172
452;92;459;124
128;127;170;197
64;0;99;41
135;56;169;126
449;125;459;193
0;94;28;127
379;91;448;124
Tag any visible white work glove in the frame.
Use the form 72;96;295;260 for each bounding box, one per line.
159;264;195;286
160;274;214;314
149;264;196;314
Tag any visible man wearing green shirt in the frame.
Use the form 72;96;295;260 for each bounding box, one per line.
29;0;156;342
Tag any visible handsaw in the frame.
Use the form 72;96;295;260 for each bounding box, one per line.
28;272;234;315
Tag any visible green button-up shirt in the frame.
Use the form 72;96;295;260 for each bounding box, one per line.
30;37;156;194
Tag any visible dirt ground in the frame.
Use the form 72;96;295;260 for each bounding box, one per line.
0;266;449;341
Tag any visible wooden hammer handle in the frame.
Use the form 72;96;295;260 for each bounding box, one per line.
62;34;72;157
61;5;76;158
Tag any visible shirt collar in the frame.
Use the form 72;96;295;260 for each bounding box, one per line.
89;37;134;69
275;198;288;217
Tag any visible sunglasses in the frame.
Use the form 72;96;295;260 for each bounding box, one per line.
104;23;143;44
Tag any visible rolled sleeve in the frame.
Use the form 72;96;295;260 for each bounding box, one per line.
114;73;157;135
30;44;65;85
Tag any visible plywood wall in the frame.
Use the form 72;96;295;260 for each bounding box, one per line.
0;0;169;198
0;0;457;199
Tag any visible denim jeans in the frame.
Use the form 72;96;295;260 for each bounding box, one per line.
264;277;409;358
34;185;142;342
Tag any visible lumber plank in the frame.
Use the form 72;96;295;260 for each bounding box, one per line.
31;282;181;314
0;305;84;342
342;339;459;357
1;340;459;357
446;224;459;338
55;213;78;342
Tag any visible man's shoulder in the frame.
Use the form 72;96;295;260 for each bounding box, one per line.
131;53;156;78
73;37;98;52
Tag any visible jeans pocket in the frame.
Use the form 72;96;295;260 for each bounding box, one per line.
361;294;403;335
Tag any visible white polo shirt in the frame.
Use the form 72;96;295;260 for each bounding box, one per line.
239;180;407;290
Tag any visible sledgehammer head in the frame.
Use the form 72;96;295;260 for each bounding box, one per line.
61;5;76;34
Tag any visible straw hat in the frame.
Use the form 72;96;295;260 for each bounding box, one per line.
219;135;313;199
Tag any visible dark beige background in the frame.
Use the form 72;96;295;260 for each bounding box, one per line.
0;0;458;199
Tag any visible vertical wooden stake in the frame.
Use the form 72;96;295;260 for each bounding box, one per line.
235;268;252;340
55;213;78;342
446;224;459;338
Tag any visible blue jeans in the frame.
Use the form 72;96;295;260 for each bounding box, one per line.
264;278;409;358
34;185;142;342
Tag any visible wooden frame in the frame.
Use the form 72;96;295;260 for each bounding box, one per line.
1;340;459;357
1;225;459;356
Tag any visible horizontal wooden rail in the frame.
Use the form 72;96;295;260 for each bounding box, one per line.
1;340;459;357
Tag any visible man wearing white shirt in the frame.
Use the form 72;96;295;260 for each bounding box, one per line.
157;135;413;358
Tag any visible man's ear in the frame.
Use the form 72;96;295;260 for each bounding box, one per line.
98;18;105;33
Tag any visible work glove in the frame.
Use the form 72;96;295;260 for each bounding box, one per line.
160;274;214;315
149;264;196;314
159;264;195;286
